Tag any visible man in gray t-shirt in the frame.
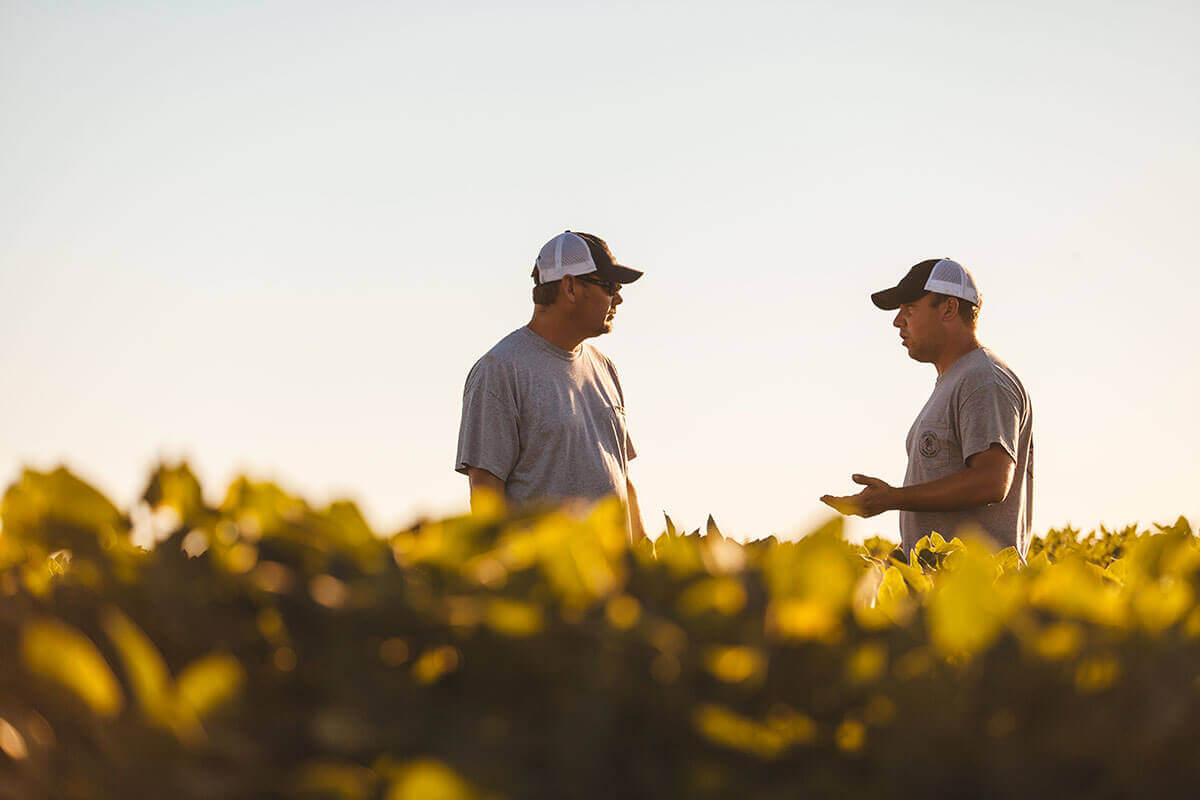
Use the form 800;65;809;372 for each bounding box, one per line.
821;258;1034;558
455;231;648;540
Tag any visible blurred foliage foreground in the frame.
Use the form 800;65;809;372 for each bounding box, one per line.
1;467;1198;799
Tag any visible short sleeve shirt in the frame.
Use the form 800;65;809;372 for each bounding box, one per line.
455;327;636;508
900;347;1034;557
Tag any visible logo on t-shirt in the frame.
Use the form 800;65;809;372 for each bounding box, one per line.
919;431;941;458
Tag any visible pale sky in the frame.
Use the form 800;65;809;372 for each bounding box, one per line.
2;0;1197;542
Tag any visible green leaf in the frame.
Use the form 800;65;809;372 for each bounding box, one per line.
909;536;931;564
888;557;932;593
101;608;172;723
931;535;966;556
141;462;206;526
678;576;747;616
382;759;479;800
995;546;1022;574
706;515;723;540
763;518;854;605
528;501;627;607
654;533;705;579
928;545;1013;657
663;512;678;539
220;477;308;538
876;566;912;622
485;598;544;637
322;501;377;547
1029;558;1126;626
2;467;128;549
176;653;245;719
20;619;124;717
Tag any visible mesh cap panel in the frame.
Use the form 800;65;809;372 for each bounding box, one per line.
929;259;964;285
923;259;981;306
557;235;593;272
534;232;598;283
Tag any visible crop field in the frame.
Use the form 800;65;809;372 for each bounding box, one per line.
1;464;1197;799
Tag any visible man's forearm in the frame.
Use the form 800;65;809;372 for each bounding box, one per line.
888;466;1007;513
466;467;506;511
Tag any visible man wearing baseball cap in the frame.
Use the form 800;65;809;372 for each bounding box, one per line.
455;230;648;541
821;259;1034;558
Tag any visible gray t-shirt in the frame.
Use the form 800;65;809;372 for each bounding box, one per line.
900;347;1034;557
455;327;636;508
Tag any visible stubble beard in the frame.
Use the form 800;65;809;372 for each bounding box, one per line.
595;308;616;337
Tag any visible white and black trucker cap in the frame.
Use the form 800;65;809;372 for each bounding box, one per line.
533;231;644;285
871;258;981;310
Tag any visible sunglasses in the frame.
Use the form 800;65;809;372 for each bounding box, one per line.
575;275;622;296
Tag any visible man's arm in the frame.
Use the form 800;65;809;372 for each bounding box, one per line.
626;477;647;543
821;444;1015;518
466;467;506;512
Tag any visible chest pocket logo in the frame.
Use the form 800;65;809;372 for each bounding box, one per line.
919;430;941;458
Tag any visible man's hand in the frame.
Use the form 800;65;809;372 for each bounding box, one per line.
820;474;896;518
822;446;1015;518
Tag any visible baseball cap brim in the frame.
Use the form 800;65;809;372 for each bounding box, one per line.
870;260;939;310
591;263;644;284
871;284;927;310
565;230;644;285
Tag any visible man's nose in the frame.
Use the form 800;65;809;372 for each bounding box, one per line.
613;291;623;306
892;310;903;328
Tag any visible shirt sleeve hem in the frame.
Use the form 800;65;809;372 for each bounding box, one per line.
963;439;1017;463
455;459;512;481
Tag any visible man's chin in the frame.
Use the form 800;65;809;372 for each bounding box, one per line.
907;348;932;364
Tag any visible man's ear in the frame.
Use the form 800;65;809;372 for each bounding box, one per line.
942;296;959;321
562;274;578;303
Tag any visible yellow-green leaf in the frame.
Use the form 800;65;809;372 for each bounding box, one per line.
888;557;932;594
142;462;206;525
994;547;1022;574
1029;558;1126;627
176;653;245;719
2;467;127;548
927;545;1013;657
845;642;888;684
703;646;766;684
762;520;857;623
20;619;123;717
692;704;788;760
1133;577;1193;633
876;566;913;623
485;598;544;637
101;608;171;723
384;759;478;800
678;577;747;617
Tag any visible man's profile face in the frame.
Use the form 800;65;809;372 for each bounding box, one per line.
892;294;945;363
572;276;624;337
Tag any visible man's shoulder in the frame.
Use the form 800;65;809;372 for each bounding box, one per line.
485;328;534;357
464;329;530;390
950;347;1012;379
978;348;1025;385
472;328;532;368
954;348;1029;401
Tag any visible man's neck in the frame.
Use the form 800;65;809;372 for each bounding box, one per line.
527;314;586;353
934;334;982;376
